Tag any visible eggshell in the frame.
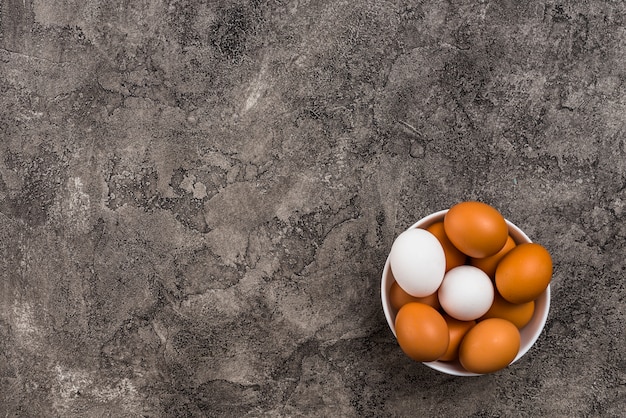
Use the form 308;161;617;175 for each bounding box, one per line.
470;235;516;278
438;266;494;321
389;228;446;297
444;201;508;258
495;243;553;304
426;222;467;272
439;315;476;362
395;303;449;362
480;293;535;329
389;280;441;312
459;318;521;374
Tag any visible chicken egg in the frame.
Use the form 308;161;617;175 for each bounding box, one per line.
425;222;467;272
389;228;446;297
479;292;535;329
470;235;516;278
495;243;553;304
439;315;476;362
389;280;441;312
395;302;449;362
459;318;521;374
438;265;494;321
444;201;508;258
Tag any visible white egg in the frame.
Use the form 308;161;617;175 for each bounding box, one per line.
389;228;446;297
438;265;494;321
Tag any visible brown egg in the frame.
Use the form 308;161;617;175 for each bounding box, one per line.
439;315;476;362
444;201;508;258
495;243;553;304
426;222;467;272
389;281;440;312
470;235;516;278
459;318;520;374
395;303;449;362
480;292;535;329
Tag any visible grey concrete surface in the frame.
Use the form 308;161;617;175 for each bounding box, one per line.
1;0;625;416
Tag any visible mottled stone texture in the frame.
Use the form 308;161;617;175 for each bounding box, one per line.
0;0;624;416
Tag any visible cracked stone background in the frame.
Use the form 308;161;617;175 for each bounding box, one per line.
1;0;625;416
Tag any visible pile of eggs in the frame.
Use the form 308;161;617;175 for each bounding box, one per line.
387;201;552;374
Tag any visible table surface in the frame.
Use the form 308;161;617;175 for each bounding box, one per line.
1;1;624;416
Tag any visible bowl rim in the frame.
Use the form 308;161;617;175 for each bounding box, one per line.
381;209;551;376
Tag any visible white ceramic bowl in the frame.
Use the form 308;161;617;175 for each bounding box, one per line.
381;210;550;376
